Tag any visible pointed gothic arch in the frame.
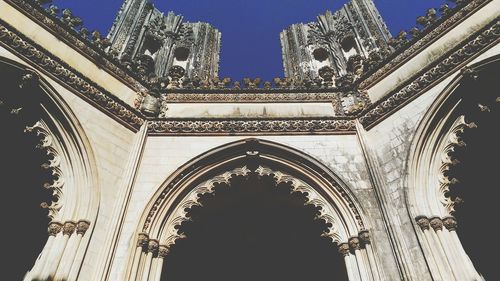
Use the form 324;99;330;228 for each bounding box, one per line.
0;56;100;281
128;138;383;281
406;55;499;281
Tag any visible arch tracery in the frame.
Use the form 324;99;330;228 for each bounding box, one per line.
129;138;381;281
407;57;499;281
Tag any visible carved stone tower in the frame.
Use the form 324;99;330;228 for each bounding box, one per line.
280;0;391;82
108;0;221;80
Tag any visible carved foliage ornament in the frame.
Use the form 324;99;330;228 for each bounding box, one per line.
145;166;362;252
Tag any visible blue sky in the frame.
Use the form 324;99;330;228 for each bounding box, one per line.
51;0;444;81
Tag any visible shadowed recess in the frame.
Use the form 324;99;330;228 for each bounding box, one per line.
162;173;348;281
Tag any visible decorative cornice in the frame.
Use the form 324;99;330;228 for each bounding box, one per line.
0;12;497;135
359;20;499;128
358;0;492;89
0;20;145;131
4;0;148;91
147;118;357;135
163;92;340;103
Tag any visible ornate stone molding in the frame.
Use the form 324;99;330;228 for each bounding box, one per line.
0;11;497;135
147;165;362;252
360;20;499;128
0;20;144;130
358;0;492;89
48;221;63;236
429;217;444;231
25;120;64;220
163;92;340;103
148;118;357;135
415;216;430;231
443;216;458;232
438;115;476;214
4;0;147;91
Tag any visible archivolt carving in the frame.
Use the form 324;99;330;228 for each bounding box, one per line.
25;120;64;220
438;115;476;214
158;165;346;250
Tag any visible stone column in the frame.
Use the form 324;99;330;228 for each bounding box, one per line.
152;245;169;281
26;222;63;280
443;217;483;281
350;237;370;281
359;230;380;281
429;217;457;281
141;239;159;281
40;221;76;280
416;216;448;281
339;243;361;281
130;233;148;281
54;220;90;281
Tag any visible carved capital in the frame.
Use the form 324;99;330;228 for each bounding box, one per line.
338;243;350;257
158;245;169;258
48;222;63;236
359;230;370;245
147;239;159;254
415;216;430;231
137;233;149;248
63;221;77;236
348;237;361;251
443;216;458;231
76;220;91;235
430;217;443;231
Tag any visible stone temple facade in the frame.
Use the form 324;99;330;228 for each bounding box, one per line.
0;0;499;280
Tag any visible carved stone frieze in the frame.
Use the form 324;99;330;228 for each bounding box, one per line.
148;118;357;135
358;0;492;89
360;20;499;127
163;92;340;103
0;20;144;130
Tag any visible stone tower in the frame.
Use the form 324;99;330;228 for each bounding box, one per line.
280;0;391;81
107;0;221;80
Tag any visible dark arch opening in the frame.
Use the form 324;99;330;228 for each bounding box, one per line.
313;47;329;62
162;172;348;281
340;36;356;52
0;64;53;279
446;63;499;280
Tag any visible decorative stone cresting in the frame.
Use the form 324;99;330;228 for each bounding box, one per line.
25;120;64;220
155;165;353;252
438;115;476;214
